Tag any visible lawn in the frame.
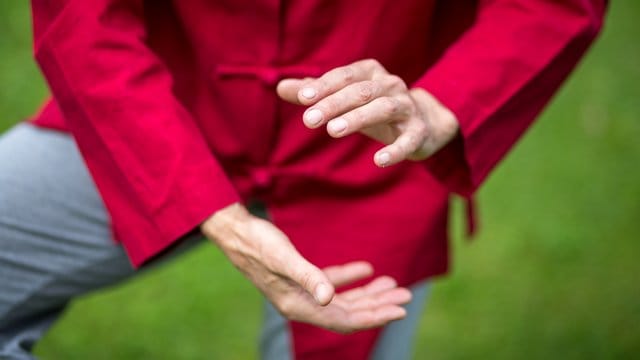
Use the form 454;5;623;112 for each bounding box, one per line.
1;2;638;359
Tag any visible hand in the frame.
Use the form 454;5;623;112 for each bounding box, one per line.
277;58;459;167
201;203;412;333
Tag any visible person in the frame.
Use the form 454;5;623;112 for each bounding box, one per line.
0;0;606;359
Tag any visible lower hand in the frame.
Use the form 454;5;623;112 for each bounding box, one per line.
200;203;412;333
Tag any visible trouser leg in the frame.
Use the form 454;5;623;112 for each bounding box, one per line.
370;281;430;360
0;307;64;360
0;122;434;359
0;124;136;359
259;280;431;360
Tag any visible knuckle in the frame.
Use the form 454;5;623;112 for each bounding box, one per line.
386;75;407;91
381;97;400;117
339;66;355;84
405;132;422;151
320;98;339;116
396;95;414;117
357;81;377;102
362;58;381;70
318;79;330;92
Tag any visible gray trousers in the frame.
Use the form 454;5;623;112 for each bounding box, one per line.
0;123;429;359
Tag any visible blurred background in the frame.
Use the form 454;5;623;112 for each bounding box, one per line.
1;2;638;359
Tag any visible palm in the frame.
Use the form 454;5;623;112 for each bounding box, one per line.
277;263;412;333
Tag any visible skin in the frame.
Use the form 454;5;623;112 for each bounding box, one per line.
200;59;459;334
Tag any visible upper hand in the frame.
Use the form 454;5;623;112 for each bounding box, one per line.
277;58;459;167
200;203;412;333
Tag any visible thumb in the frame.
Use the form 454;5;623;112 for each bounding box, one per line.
281;252;335;306
259;219;335;305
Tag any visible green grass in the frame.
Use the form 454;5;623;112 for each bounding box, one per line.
1;2;639;359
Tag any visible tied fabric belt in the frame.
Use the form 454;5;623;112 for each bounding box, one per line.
214;64;325;86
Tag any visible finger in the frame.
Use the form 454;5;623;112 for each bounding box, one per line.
346;287;413;312
343;305;407;332
307;297;407;333
324;96;412;137
374;118;428;167
339;276;398;301
284;283;408;333
300;80;382;128
323;261;374;288
302;78;408;130
297;59;384;106
277;78;314;105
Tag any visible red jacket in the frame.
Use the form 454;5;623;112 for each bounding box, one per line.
30;0;606;358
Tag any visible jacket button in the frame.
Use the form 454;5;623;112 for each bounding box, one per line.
259;68;280;86
251;168;272;189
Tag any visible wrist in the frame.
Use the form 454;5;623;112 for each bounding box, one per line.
409;87;459;156
200;202;250;241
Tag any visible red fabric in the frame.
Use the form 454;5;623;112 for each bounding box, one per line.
29;0;605;358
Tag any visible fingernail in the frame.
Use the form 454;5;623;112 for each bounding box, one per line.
314;283;331;304
327;118;347;134
304;109;323;126
301;87;317;99
377;152;391;166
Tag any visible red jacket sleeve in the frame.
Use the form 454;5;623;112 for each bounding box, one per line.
31;0;240;266
413;0;607;197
